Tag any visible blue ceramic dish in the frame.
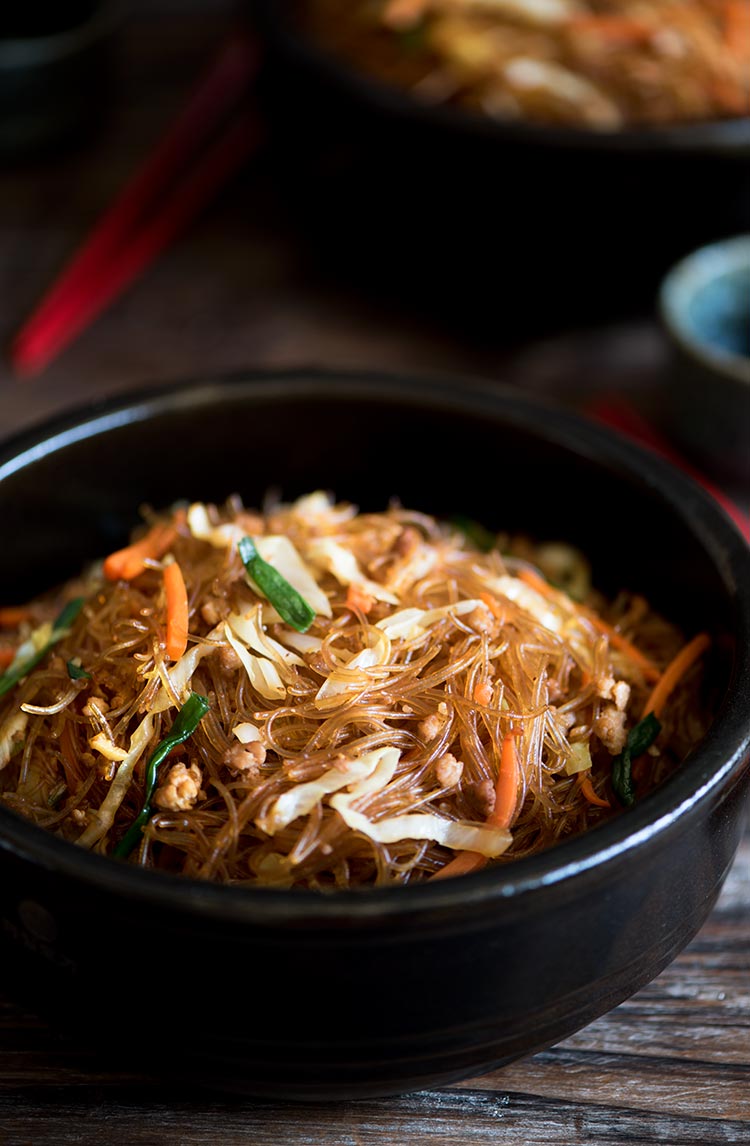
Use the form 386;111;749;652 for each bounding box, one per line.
660;235;750;487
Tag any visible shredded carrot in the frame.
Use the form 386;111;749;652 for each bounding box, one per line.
517;567;552;596
724;0;750;59
430;850;488;881
710;73;747;114
479;591;505;621
585;613;661;683
346;582;376;615
163;560;189;662
0;647;16;670
579;772;611;809
431;731;519;880
0;607;32;628
642;632;710;720
568;14;652;43
103;512;185;582
473;680;493;706
488;732;520;830
517;568;662;683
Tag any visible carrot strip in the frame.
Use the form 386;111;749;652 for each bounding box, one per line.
488;732;520;830
579;772;611;809
568;14;652;43
473;680;493;706
430;851;487;881
517;568;661;683
517;567;552;596
345;583;375;615
479;591;505;620
164;560;189;661
724;1;750;59
585;614;661;683
431;731;520;881
0;648;16;670
0;607;32;628
104;514;183;582
642;633;710;720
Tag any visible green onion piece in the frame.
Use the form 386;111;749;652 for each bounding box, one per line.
0;597;85;699
67;659;91;682
48;781;68;809
611;712;662;807
450;515;497;554
114;692;210;860
397;21;427;52
238;536;315;633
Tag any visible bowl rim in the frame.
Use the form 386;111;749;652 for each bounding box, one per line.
256;0;750;158
659;234;750;388
1;368;749;925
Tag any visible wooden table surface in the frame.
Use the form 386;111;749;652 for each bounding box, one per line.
0;6;748;1144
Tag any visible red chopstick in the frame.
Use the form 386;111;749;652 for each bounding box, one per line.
12;36;261;377
586;397;750;540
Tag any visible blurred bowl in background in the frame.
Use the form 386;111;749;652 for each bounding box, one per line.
253;1;750;337
659;235;750;488
0;2;117;159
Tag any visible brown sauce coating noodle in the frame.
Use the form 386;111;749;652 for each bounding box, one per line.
0;493;708;888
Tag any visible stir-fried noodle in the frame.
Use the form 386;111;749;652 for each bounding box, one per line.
0;493;709;887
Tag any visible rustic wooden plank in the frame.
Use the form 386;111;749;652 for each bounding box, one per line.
3;1087;750;1146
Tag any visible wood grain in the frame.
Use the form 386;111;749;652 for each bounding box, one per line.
0;5;748;1145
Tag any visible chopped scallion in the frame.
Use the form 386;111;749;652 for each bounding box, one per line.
238;536;315;633
450;516;497;554
67;659;91;682
611;712;662;807
114;691;210;859
0;598;85;699
48;781;68;808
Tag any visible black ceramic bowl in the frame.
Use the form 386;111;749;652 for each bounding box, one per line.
0;371;749;1100
252;2;750;333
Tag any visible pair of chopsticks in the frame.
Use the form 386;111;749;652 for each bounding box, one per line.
12;36;262;377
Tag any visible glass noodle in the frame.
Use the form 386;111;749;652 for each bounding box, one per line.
0;493;710;888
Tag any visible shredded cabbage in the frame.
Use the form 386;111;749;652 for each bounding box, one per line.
257;746;395;835
233;722;262;744
377;599;484;641
77;713;155;849
227;609;305;674
0;710;28;772
315;628;392;708
305;537;399;605
564;741;593;775
331;749;511;858
224;623;286;702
